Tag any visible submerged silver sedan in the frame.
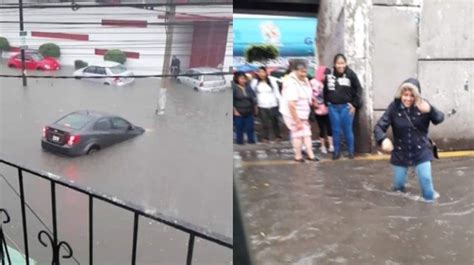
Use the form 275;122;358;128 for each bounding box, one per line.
73;61;135;86
41;110;145;156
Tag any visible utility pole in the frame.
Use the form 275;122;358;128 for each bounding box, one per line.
161;0;176;87
19;0;27;87
156;0;175;115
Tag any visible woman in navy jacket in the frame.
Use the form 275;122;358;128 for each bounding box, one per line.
374;78;444;201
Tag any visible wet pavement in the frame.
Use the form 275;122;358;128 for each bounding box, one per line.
234;146;474;265
1;66;232;264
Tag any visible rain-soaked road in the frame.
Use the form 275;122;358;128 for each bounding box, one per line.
0;66;232;264
234;145;474;265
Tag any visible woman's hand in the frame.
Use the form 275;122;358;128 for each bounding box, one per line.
381;138;394;153
416;98;431;113
234;109;240;116
296;119;303;130
348;103;356;114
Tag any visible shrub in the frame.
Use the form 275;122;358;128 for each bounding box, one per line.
104;49;127;64
244;44;279;64
39;43;61;58
0;37;10;52
74;60;88;69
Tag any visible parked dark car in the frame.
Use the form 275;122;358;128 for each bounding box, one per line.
41;110;145;156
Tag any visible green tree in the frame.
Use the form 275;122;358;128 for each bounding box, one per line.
104;49;127;64
244;44;279;64
0;37;10;58
39;43;61;58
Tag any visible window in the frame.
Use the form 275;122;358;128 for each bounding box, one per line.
111;118;130;130
94;118;112;131
84;66;97;74
96;67;107;75
31;54;44;61
56;113;94;130
188;71;199;80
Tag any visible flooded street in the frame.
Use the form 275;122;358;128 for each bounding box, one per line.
235;145;474;265
1;67;232;264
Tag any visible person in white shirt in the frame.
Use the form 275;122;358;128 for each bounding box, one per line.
250;66;282;142
279;61;318;162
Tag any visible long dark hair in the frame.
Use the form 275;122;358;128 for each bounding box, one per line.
255;66;272;87
233;71;247;86
333;53;347;75
333;53;347;64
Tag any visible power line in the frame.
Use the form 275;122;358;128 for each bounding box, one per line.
0;72;233;79
0;11;232;16
0;20;231;26
0;2;232;10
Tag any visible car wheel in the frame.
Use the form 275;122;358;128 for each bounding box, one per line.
104;82;111;85
176;78;181;84
87;146;100;155
194;87;199;91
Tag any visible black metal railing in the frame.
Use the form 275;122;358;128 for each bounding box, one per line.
0;159;232;265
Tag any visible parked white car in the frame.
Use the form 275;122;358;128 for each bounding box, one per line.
74;61;134;86
177;67;227;92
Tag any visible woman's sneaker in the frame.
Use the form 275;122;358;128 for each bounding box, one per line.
320;146;328;154
328;145;334;153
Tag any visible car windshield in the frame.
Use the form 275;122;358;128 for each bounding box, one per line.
109;65;127;74
30;54;44;61
56;113;94;130
204;74;224;81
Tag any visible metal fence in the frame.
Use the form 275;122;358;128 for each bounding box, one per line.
0;159;232;265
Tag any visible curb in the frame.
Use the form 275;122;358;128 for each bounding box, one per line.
238;150;474;167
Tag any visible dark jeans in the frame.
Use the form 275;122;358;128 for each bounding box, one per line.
328;104;354;155
234;114;255;144
258;107;281;140
315;114;332;138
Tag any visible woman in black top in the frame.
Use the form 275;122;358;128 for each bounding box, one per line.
323;54;362;160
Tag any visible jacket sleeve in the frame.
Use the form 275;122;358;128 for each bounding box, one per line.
374;102;394;145
349;71;363;109
232;83;236;107
429;103;444;125
247;85;258;106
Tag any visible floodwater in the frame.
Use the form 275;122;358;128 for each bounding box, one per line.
1;67;232;264
235;146;474;265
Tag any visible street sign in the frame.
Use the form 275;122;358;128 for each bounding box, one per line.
19;31;27;49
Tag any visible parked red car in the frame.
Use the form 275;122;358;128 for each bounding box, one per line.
7;52;60;71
